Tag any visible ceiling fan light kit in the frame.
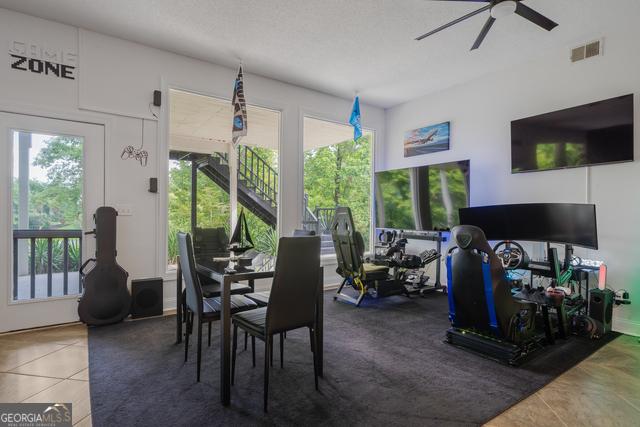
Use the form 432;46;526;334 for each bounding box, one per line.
416;0;558;51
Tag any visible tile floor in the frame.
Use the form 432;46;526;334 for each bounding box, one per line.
0;322;638;427
0;323;91;426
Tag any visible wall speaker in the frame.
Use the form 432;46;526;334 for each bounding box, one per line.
589;288;614;335
131;277;163;318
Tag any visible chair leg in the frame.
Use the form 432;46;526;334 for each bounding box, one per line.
311;327;319;391
196;318;203;382
280;333;284;369
244;331;248;350
270;335;274;367
189;312;194;334
181;289;187;322
208;322;212;347
252;336;256;367
309;327;314;352
232;324;238;386
264;334;270;413
184;310;190;363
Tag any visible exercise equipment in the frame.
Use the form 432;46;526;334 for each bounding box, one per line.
78;206;131;326
445;225;540;365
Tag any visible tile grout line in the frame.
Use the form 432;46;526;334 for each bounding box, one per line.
3;342;79;373
615;392;640;414
73;413;92;427
535;391;569;427
18;377;66;403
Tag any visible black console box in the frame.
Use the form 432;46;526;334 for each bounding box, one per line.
368;279;405;298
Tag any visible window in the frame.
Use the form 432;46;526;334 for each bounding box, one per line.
12;131;83;300
168;89;280;270
303;117;373;255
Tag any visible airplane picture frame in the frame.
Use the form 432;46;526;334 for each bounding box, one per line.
404;121;450;157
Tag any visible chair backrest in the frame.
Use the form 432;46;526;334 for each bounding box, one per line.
331;207;363;277
266;236;321;334
293;229;316;237
193;227;229;260
447;225;518;338
177;232;204;315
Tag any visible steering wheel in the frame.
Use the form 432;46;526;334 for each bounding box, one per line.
492;241;528;270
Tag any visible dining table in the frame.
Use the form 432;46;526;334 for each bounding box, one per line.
175;257;324;406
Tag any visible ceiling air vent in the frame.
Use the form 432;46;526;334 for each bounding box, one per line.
571;39;603;63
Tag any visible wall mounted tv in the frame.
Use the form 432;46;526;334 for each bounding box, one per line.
511;94;634;173
375;160;470;231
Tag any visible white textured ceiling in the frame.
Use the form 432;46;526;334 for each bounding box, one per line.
0;0;637;108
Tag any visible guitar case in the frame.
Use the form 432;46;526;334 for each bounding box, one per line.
78;206;131;326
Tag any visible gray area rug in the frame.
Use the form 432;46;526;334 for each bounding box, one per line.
89;291;616;426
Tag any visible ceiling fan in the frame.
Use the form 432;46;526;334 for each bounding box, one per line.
416;0;558;50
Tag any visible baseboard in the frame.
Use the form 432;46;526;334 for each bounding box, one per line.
613;316;640;337
164;297;177;311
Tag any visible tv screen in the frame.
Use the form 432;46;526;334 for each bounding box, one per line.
375;160;470;231
511;94;634;173
459;203;598;249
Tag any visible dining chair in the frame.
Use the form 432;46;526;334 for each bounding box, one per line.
243;230;318;360
177;232;258;381
231;236;321;412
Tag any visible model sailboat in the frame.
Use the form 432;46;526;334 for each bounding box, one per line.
228;208;254;255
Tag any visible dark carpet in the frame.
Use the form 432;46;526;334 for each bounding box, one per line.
88;291;616;426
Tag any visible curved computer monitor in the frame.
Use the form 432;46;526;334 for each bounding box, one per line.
458;203;598;249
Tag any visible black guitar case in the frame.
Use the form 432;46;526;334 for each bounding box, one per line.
78;206;131;326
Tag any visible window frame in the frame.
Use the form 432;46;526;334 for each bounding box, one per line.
300;113;376;262
159;84;284;279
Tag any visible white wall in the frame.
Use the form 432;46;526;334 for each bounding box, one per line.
0;8;385;330
383;28;640;335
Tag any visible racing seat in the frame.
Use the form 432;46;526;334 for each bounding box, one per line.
446;225;537;361
332;207;401;306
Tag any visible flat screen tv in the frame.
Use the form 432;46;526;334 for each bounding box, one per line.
375;160;470;231
511;94;634;173
459;203;598;249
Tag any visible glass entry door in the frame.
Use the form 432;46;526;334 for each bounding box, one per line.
0;113;104;332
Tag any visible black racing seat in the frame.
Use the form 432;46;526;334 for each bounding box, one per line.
446;225;536;344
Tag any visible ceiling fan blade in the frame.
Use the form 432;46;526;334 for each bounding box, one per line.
416;4;491;41
470;16;495;50
515;2;558;31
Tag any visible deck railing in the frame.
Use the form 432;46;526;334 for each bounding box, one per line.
13;229;82;300
301;195;337;235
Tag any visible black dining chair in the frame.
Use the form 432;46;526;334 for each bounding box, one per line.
243;229;318;357
231;236;321;412
244;228;317;307
177;232;258;382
